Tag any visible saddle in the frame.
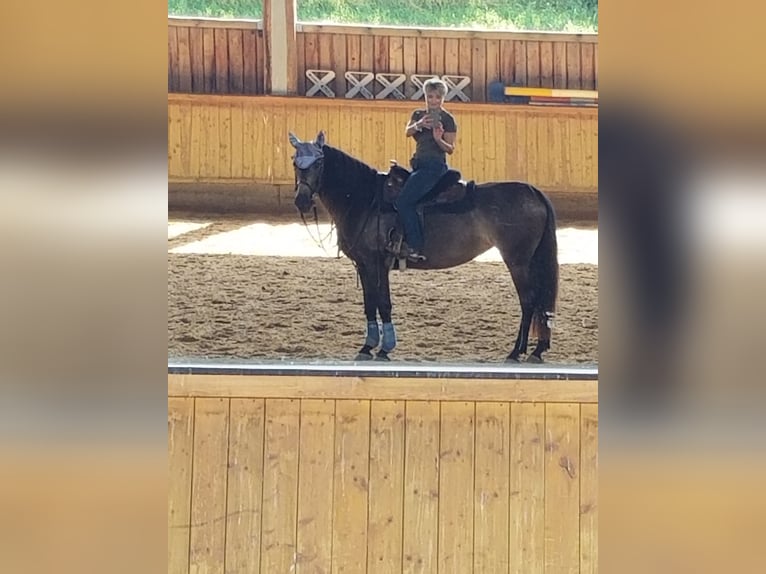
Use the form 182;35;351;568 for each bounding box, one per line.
382;163;474;208
382;162;476;269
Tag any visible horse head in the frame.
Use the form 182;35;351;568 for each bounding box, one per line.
289;131;326;213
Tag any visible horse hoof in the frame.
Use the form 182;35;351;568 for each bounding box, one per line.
526;354;543;364
505;355;520;363
355;352;374;361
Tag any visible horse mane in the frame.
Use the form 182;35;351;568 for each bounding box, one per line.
321;145;380;208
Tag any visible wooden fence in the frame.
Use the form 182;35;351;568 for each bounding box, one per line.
168;17;598;102
168;93;598;193
168;368;598;573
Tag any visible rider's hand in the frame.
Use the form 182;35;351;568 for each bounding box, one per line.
432;122;444;139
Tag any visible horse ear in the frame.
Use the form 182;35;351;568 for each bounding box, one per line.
316;131;326;147
288;132;300;148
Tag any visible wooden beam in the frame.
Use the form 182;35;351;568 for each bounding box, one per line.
263;0;297;95
505;86;598;99
168;373;598;403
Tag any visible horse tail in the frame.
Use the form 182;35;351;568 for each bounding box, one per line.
529;186;559;345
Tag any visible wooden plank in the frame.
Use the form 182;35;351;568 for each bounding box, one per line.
189;398;229;574
537;113;550;186
230;102;244;178
169;16;263;31
566;42;581;89
332;400;371;573
403;37;417;98
544;403;581;573
430;37;444;76
581;43;596;90
304;32;320;95
509;402;544;574
218;104;232;179
169;374;598;403
526;113;538;184
179;103;193;177
189;102;202;179
347;34;361;73
444;38;459;75
504;87;597;99
228;29;244;93
438;402;475;573
261;399;301;573
540;42;554;89
402;401;440;574
189;28;205;93
580;404;598;574
593;44;599;90
500;40;514;85
177;27;192;92
294;23;598;43
367;401;406;574
296;32;306;95
388;35;404;74
168;398;194;574
486;39;500;88
416;37;431;75
473;403;510;573
243;29;258;94
360;34;374;75
214;28;230;93
526;40;540;88
553;41;567;89
225;399;265;574
296;400;335;574
256;30;265;93
458;38;472;100
471;38;486;102
241;103;254;179
202;28;216;93
168;104;183;178
168;26;179;92
514;40;527;86
373;35;389;94
493;111;507;183
331;33;347;96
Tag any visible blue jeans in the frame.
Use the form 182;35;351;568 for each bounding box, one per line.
394;158;448;251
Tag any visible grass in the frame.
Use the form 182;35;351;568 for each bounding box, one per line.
168;0;598;33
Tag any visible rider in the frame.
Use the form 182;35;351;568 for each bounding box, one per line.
395;78;458;262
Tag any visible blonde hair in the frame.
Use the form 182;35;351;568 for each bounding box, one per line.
423;78;447;97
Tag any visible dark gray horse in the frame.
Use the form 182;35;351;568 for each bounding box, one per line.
289;131;559;362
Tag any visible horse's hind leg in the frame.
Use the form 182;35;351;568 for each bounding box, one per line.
505;263;536;362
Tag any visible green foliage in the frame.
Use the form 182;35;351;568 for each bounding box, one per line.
168;0;598;32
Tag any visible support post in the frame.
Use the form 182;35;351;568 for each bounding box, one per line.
263;0;297;95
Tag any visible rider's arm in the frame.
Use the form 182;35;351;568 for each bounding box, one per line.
436;131;457;154
406;116;425;137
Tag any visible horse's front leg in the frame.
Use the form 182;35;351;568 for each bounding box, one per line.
355;262;380;361
375;265;397;361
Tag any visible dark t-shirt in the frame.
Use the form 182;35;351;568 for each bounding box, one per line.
410;108;457;163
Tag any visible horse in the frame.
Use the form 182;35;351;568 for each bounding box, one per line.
289;130;559;362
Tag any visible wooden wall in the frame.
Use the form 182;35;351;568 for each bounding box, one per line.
168;374;598;573
297;25;598;102
168;17;266;95
168;18;598;102
168;93;598;193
